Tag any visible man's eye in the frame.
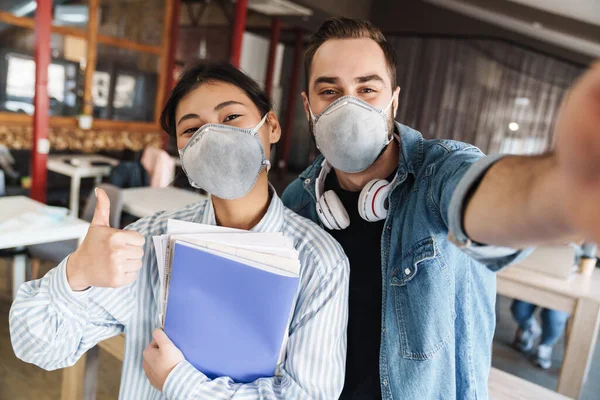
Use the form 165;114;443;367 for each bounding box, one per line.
360;88;375;93
320;90;336;96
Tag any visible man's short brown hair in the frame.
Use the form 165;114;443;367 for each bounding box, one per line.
304;17;397;91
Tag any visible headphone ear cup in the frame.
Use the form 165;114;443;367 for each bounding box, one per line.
358;179;391;222
317;190;350;230
324;191;350;229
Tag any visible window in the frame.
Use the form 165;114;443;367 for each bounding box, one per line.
113;74;136;108
92;71;110;107
2;53;79;116
0;0;173;127
98;0;164;46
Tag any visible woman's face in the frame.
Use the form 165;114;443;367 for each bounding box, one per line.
175;81;280;159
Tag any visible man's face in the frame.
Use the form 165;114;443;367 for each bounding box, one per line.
303;37;399;134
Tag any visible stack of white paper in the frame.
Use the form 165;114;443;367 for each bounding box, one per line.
153;219;300;322
152;219;301;381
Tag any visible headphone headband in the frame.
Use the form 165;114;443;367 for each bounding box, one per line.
315;159;332;200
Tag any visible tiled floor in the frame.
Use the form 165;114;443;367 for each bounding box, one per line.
1;259;598;399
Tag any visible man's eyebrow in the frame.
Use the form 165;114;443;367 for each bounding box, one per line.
313;76;339;89
355;74;385;84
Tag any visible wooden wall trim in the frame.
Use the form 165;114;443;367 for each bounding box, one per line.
0;11;161;55
0;112;158;131
83;0;99;116
0;123;163;151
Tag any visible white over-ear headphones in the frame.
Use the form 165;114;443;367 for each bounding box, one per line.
315;160;396;230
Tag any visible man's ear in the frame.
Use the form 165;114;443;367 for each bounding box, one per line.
301;92;311;121
392;86;401;118
266;111;282;144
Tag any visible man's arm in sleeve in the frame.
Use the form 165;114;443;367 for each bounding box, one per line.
458;64;600;248
431;147;533;271
162;258;350;400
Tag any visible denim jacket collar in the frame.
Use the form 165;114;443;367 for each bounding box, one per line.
299;122;424;198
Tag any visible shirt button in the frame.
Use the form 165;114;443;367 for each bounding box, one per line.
404;268;411;275
383;379;389;387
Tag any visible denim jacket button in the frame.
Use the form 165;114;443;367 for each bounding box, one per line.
383;379;389;387
304;178;311;184
404;268;411;275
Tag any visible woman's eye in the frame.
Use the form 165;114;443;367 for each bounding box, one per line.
182;127;199;135
224;114;241;122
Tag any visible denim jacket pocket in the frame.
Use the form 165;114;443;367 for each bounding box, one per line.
390;237;456;360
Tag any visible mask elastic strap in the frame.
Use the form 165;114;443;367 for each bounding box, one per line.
383;95;395;116
263;159;271;172
384;95;396;143
307;101;316;121
252;113;269;134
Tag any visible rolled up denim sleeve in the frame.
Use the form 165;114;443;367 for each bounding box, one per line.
432;147;532;271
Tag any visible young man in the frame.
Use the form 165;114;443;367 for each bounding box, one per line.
282;17;600;399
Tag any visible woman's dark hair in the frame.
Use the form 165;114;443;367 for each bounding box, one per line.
160;62;273;137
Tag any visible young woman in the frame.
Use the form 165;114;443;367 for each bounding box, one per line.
10;63;349;399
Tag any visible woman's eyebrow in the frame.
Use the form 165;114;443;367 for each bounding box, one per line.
177;113;200;126
214;101;245;111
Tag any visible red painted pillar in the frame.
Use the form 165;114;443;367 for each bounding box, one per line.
229;0;248;68
166;0;181;93
31;0;52;203
279;29;303;178
163;0;181;149
264;17;280;97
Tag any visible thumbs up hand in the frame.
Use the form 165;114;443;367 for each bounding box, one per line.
66;188;145;291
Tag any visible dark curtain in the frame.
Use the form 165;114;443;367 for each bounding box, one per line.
388;37;585;155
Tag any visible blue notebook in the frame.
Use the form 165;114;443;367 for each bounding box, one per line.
164;241;299;383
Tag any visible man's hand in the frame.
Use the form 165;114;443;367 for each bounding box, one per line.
555;62;600;243
143;329;185;392
66;188;145;291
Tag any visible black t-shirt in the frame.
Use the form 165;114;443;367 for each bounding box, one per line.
325;169;396;400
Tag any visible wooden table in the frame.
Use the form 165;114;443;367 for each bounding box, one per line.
0;196;89;299
497;266;600;399
47;155;119;217
122;186;206;218
62;334;571;400
61;335;125;400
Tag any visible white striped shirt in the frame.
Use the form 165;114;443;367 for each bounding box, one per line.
9;192;349;399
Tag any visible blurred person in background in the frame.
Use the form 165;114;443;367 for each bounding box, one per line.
512;242;597;369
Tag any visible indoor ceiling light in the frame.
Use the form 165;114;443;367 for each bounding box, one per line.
509;122;520;132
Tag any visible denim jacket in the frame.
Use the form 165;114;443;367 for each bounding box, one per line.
282;123;528;399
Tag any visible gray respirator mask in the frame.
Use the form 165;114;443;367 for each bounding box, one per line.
309;95;395;173
178;115;270;200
